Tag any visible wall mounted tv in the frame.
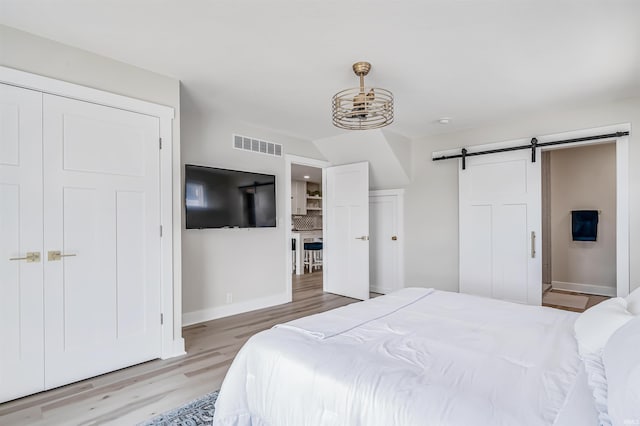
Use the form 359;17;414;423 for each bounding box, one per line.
185;164;276;229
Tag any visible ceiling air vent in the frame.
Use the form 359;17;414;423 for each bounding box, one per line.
233;134;283;157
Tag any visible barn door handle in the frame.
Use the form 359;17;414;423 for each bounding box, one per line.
531;232;536;258
355;236;369;241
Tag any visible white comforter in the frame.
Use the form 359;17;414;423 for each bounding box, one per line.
212;288;597;426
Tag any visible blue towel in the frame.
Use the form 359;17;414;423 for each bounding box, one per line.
572;210;598;241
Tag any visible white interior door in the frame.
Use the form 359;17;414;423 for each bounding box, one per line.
42;94;162;388
0;84;45;402
369;193;402;294
459;149;542;305
325;162;370;300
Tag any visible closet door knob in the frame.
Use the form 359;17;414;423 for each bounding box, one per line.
8;252;41;263
48;251;77;261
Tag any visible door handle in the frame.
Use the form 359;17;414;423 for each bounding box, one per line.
9;252;41;263
48;251;77;261
531;231;536;259
391;236;398;241
355;236;369;241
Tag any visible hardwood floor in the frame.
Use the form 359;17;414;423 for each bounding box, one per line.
542;288;609;313
0;271;357;425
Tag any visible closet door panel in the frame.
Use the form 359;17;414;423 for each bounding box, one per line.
43;94;161;389
0;84;44;402
61;187;116;348
116;190;148;336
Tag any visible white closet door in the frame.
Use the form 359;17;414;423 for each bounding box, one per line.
369;193;401;294
459;150;541;305
0;84;44;402
42;95;162;388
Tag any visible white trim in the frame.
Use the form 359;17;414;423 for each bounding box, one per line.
322;167;328;293
551;281;617;298
284;155;331;301
0;65;174;120
369;189;405;197
159;115;183;358
369;189;405;294
182;292;290;327
0;66;183;359
161;338;186;360
436;123;631;300
616;136;630;297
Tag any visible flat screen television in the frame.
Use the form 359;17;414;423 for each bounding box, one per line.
185;164;276;229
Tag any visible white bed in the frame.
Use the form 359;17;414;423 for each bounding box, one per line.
212;288;598;426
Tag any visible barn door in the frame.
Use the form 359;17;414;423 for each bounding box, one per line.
459;149;541;305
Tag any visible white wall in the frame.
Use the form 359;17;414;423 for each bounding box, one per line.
550;143;616;292
180;89;325;324
406;97;640;293
0;24;185;340
313;129;411;189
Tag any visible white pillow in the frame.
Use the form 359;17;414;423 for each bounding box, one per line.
626;287;640;315
574;298;635;426
574;297;635;357
603;317;640;426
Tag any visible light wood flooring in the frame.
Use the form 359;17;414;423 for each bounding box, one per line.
0;271;357;426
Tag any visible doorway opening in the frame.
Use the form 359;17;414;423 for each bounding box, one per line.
285;156;330;302
448;124;629;308
285;156;372;302
291;163;325;293
541;142;617;312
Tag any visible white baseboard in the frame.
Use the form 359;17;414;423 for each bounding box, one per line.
182;292;291;326
161;337;186;359
551;281;616;297
370;286;389;294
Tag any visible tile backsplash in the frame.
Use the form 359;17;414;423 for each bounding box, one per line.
292;212;322;230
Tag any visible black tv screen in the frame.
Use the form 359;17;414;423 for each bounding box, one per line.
185;165;276;229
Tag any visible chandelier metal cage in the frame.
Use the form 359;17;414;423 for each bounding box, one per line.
331;61;394;130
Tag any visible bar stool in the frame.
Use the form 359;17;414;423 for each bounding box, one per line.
303;242;323;273
291;238;296;273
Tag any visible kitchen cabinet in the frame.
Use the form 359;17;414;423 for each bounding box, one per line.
291;180;307;215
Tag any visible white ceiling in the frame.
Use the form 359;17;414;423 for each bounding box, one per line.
2;0;639;140
291;164;322;183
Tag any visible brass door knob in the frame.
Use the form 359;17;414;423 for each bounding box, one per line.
391;236;398;241
48;251;77;261
8;251;41;263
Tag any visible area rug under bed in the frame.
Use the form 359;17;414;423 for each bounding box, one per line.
138;390;219;426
